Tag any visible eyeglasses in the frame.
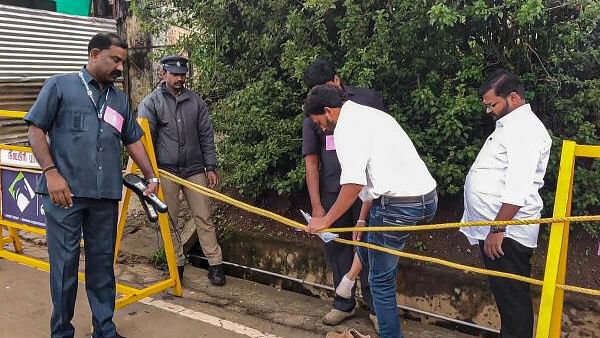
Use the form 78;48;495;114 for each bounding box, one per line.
483;93;515;112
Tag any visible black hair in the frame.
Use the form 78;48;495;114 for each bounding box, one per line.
479;69;525;98
303;58;336;89
303;84;347;116
87;32;128;55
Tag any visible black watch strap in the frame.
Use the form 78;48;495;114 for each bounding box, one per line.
490;226;506;233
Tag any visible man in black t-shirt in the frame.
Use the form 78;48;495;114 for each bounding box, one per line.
302;59;384;328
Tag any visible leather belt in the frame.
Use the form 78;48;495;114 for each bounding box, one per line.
375;189;437;205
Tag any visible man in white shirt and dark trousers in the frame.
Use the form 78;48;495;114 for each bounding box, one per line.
305;84;438;338
460;70;551;338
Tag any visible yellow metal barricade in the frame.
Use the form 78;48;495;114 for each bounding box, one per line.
0;110;182;312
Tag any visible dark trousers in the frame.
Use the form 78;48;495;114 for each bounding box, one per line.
479;238;534;338
44;196;119;338
321;192;375;314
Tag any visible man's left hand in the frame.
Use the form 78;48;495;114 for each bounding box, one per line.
306;217;330;234
484;232;505;259
206;170;219;189
144;181;159;196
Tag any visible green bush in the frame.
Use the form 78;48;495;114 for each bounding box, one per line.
133;0;600;234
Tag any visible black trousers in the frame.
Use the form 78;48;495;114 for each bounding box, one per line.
479;238;534;338
321;192;375;314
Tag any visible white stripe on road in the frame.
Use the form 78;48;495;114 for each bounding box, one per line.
139;297;284;338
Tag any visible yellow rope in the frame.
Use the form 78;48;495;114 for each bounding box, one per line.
327;215;600;234
558;284;600;296
334;237;544;285
159;170;306;231
158;169;600;298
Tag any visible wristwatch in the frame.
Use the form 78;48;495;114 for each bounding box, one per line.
490;226;506;233
147;177;160;185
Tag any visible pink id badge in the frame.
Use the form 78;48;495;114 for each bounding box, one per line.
104;106;124;133
325;135;336;151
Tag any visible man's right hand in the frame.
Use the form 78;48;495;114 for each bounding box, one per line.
46;170;73;208
311;205;326;218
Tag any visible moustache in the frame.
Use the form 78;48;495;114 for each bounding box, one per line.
111;70;122;78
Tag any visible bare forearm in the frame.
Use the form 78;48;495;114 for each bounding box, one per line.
495;203;521;221
359;200;372;221
305;155;322;209
324;184;363;226
28;125;54;169
126;140;155;178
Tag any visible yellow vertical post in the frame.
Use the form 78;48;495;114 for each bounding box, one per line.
8;227;23;253
536;140;575;337
0;221;23;253
113;118;182;297
114;159;135;264
0;225;5;248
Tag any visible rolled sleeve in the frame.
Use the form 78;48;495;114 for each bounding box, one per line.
24;77;59;130
121;102;144;146
500;137;539;206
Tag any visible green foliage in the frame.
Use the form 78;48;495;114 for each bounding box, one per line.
133;0;600;235
149;248;167;270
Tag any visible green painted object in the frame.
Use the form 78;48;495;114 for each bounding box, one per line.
54;0;91;16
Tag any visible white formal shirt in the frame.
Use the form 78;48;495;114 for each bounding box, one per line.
460;104;551;248
334;101;437;201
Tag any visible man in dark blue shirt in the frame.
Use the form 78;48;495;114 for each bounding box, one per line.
302;59;384;330
25;33;158;338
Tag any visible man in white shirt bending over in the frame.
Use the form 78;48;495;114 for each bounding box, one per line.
460;69;551;338
304;84;437;338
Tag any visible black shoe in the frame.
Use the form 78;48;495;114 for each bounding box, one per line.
177;265;185;281
208;264;226;286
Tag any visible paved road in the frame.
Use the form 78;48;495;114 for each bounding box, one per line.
1;246;476;338
0;260;305;338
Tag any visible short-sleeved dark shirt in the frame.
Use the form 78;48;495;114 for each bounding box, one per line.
24;67;143;200
302;85;385;193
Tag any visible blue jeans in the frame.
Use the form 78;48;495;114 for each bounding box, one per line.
366;193;437;338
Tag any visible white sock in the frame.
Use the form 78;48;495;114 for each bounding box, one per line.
336;275;356;299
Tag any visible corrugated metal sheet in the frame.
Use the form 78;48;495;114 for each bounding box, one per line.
0;4;116;144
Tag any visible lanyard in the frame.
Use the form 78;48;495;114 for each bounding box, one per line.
78;70;110;119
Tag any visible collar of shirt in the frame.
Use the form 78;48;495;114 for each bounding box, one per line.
495;103;532;129
80;66;115;90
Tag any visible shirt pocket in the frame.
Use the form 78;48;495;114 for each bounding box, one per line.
60;107;91;132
